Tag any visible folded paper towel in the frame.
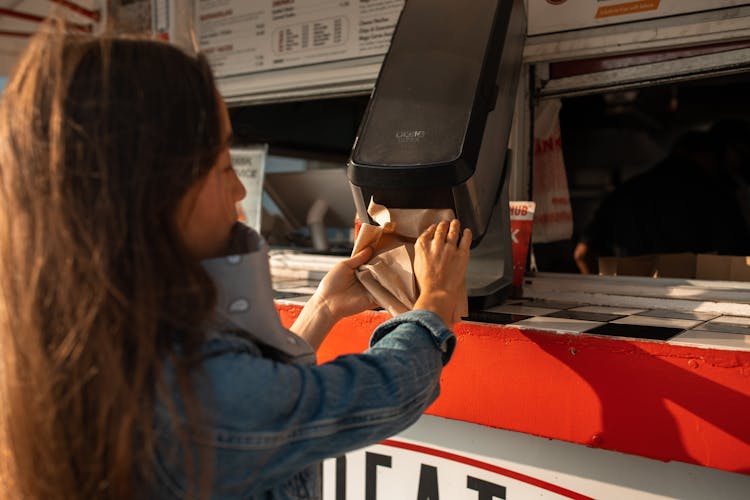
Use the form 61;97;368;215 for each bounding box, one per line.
352;200;468;323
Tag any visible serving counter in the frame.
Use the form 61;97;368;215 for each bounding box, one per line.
271;253;750;499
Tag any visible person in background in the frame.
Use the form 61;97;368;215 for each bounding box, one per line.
0;25;471;499
710;119;750;234
574;129;750;274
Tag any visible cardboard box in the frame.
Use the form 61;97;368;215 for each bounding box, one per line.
598;253;750;281
599;254;658;277
696;254;750;282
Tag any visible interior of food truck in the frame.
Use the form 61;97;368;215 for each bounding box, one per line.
229;71;750;277
540;72;750;274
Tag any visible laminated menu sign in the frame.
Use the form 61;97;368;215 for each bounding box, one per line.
232;146;268;231
528;0;750;35
197;0;405;78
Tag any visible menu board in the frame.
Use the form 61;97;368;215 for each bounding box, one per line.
197;0;405;78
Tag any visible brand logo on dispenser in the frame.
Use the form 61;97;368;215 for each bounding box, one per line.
395;130;426;143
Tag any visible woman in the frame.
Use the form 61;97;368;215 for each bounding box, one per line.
0;26;470;499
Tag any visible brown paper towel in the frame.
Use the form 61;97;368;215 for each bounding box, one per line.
352;200;468;323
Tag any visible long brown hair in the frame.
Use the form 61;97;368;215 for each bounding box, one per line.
0;22;223;499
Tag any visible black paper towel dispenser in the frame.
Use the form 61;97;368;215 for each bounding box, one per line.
348;0;526;308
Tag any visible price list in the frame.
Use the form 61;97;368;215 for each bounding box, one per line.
198;0;404;78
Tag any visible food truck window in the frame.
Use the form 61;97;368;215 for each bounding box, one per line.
533;72;750;279
228;68;750;284
229;96;370;254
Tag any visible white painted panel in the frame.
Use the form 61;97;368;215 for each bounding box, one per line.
525;7;750;63
323;415;750;499
528;0;750;35
0;0;103;75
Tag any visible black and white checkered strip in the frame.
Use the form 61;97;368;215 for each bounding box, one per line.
464;300;750;350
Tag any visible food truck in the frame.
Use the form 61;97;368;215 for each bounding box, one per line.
209;1;750;496
2;0;750;497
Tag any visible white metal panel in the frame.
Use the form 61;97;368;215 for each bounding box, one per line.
528;0;750;36
537;46;750;98
507;64;532;201
524;6;750;98
323;415;750;500
524;6;750;63
218;55;383;106
0;0;102;75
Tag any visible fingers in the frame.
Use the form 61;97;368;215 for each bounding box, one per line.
420;224;437;240
418;223;437;243
434;220;450;243
346;246;373;269
446;219;461;245
459;228;472;252
419;220;467;247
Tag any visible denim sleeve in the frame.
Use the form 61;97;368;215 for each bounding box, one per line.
153;309;455;497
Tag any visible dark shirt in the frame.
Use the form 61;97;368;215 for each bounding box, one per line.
583;156;750;257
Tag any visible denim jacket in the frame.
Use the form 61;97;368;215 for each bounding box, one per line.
149;227;456;499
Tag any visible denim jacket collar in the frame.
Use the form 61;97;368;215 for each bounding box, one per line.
201;224;316;365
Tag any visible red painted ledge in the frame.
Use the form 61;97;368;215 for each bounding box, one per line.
276;304;750;475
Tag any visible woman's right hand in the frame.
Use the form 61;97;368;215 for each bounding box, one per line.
413;219;471;326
